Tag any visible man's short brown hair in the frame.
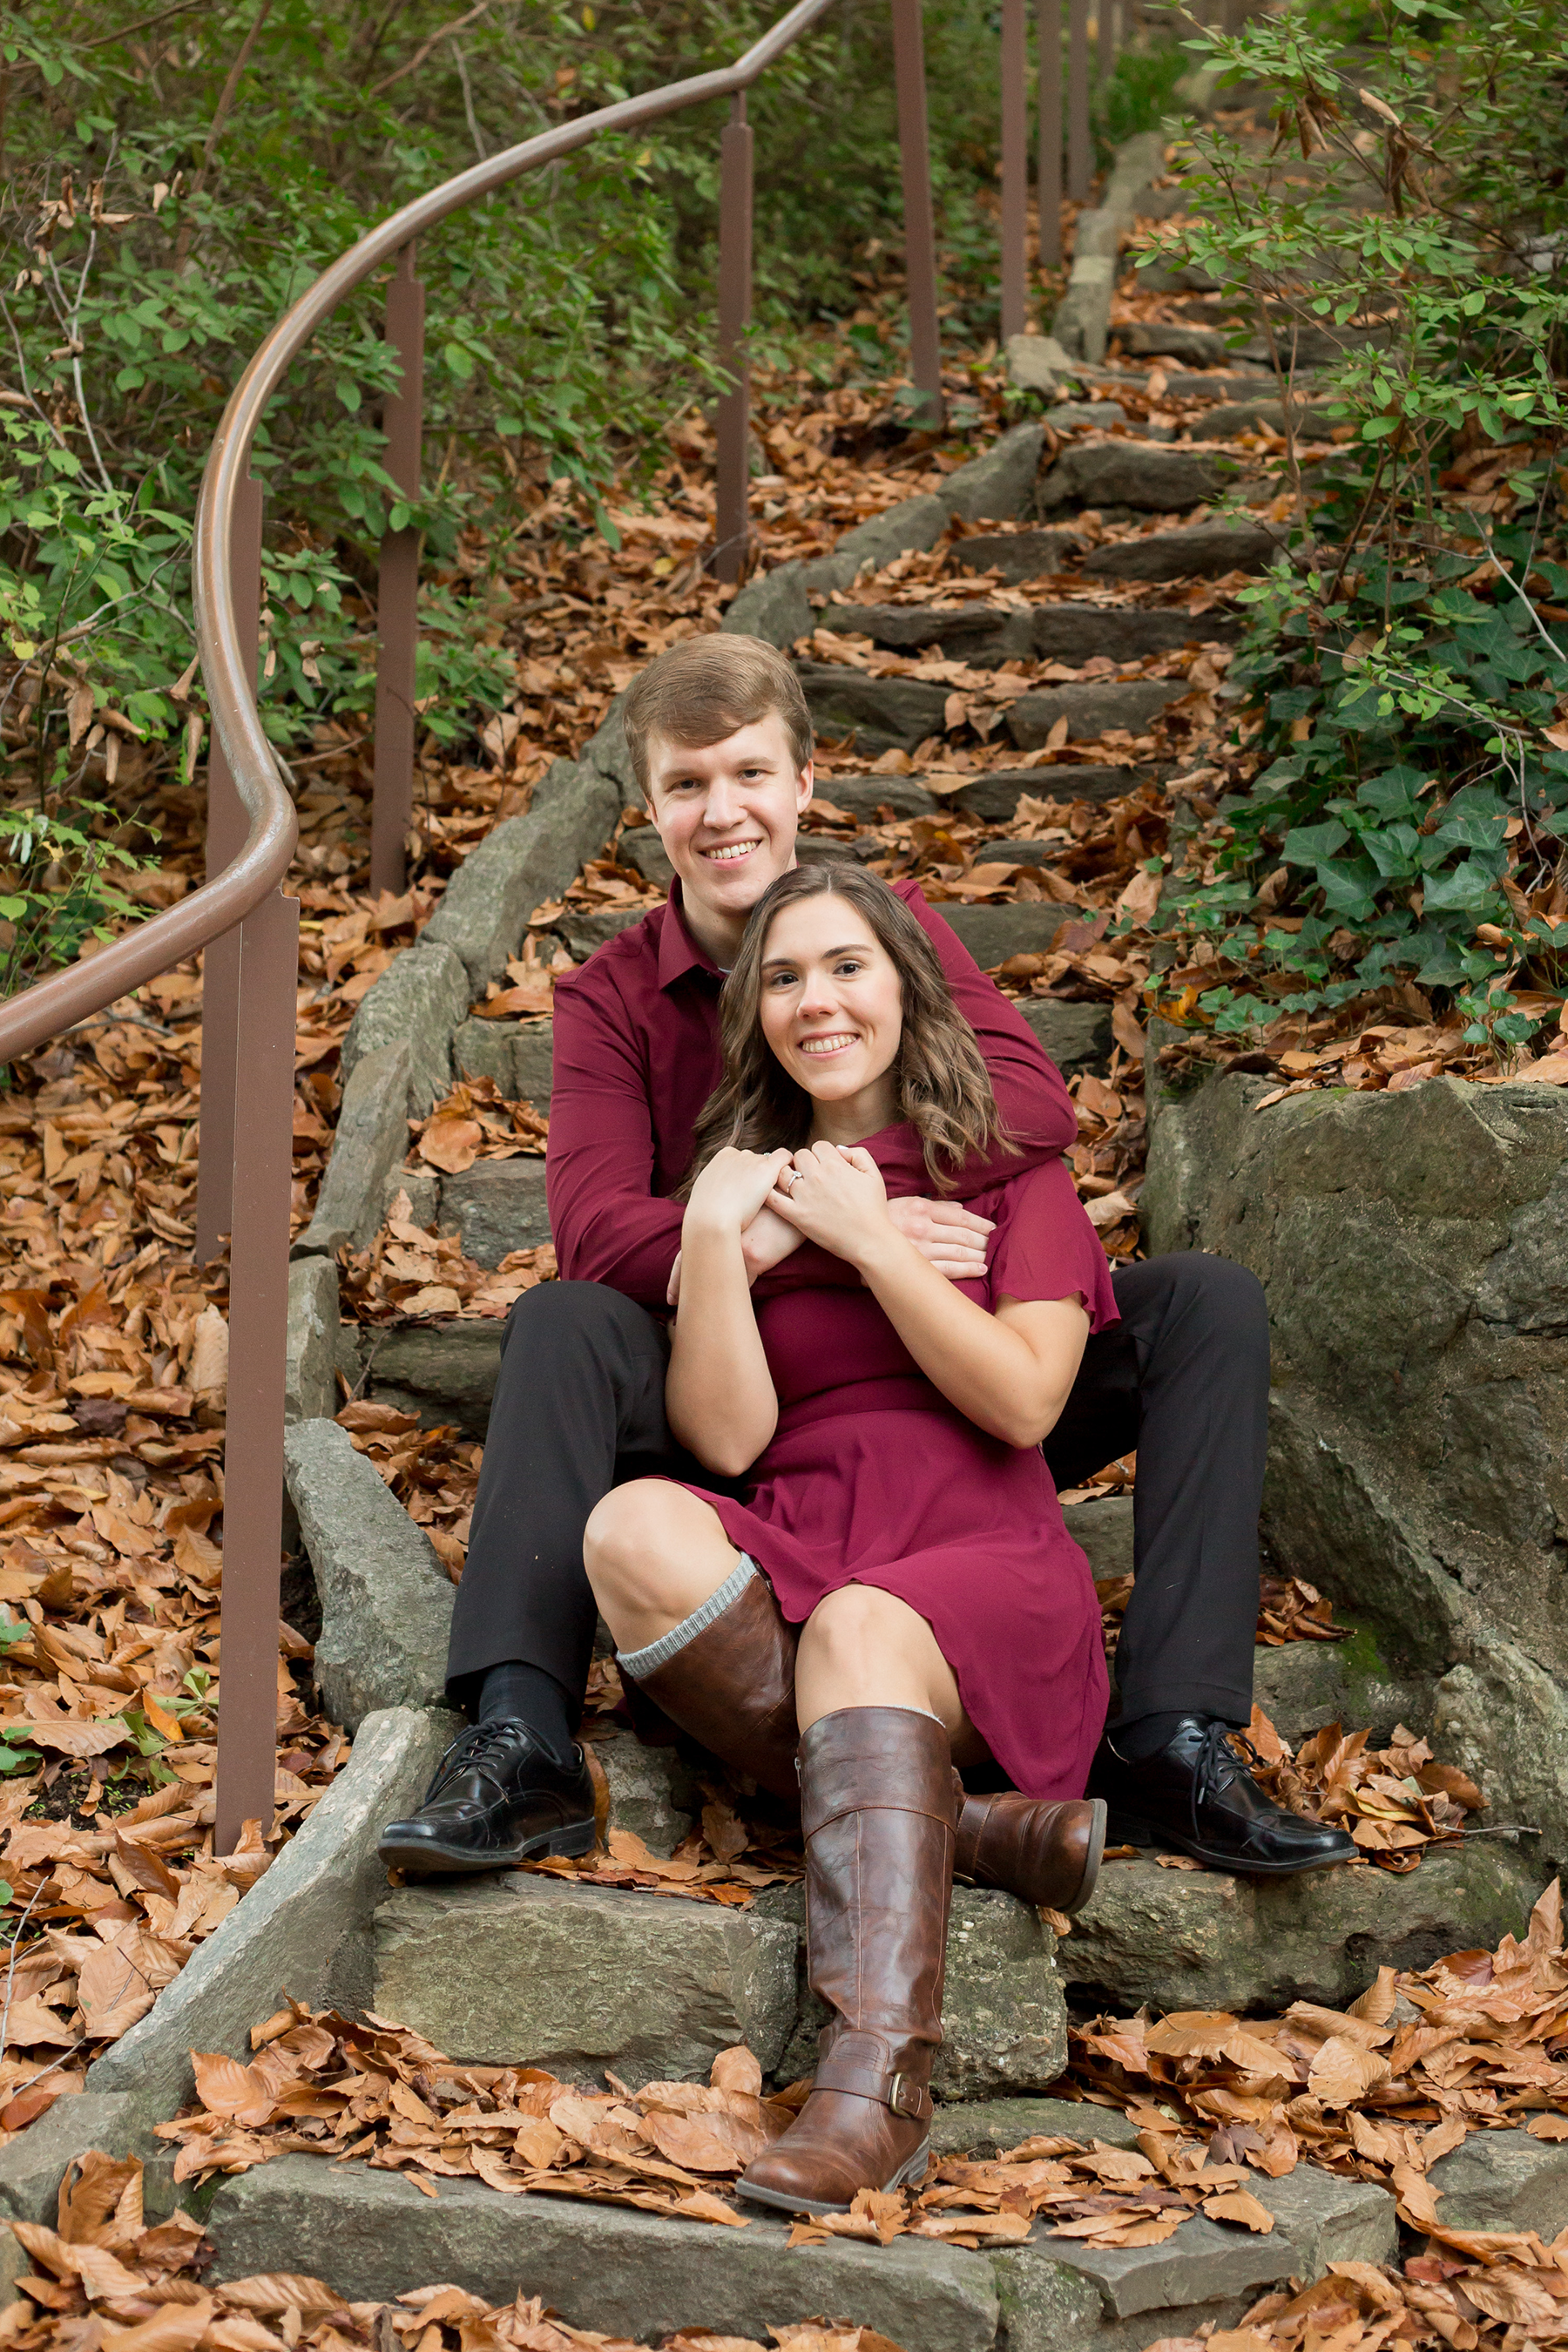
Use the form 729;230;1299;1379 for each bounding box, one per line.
621;633;813;797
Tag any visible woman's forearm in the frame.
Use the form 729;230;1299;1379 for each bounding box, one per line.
666;1222;779;1475
855;1231;1078;1446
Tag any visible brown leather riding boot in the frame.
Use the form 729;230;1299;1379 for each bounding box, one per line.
621;1566;800;1802
737;1707;957;2217
955;1788;1107;1914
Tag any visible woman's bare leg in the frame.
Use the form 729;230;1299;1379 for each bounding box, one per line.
584;1479;743;1655
795;1585;990;1766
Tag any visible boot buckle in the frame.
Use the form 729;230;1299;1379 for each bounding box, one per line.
887;2072;924;2119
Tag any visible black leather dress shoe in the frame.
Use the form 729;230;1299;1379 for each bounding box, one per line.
1090;1714;1359;1876
377;1719;597;1876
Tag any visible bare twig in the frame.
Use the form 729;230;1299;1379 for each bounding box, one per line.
172;0;275;268
368;0;491;98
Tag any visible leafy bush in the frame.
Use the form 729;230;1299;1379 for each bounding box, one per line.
1146;0;1568;1051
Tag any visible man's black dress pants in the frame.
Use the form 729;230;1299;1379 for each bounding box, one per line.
445;1254;1270;1734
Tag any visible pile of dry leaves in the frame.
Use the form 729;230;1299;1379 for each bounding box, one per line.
0;2143;910;2352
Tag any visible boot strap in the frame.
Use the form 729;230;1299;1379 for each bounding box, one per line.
805;1794;956;1843
814;2050;933;2122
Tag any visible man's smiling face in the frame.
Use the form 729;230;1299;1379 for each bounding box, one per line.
645;714;813;957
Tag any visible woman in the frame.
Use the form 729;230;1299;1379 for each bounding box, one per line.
583;864;1115;2217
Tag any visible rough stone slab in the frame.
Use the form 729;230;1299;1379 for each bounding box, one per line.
1061;1495;1134;1579
990;2246;1104;2352
450;1016;517;1092
821;604;1232;667
943;424;1047;524
382;1167;440;1229
1038;443;1235;513
205;2158;1000;2352
1027;605;1240;660
1084;521;1276;581
579;700;638;800
341;941;470;1116
0;2092;162;2300
620;827;675;889
555;904;650;961
833;493;954;572
1252;1631;1435;1749
294;1038;414;1257
794;663;950;756
764;1884;1067;2101
938;904;1066;969
1019;998;1113;1079
364;1318;504;1440
1005;332;1083;395
954;527;1085;584
422;761;620;987
1429;2127;1568;2238
1247;2165;1396;2274
285;1254;341;1424
1433;1633;1568;1877
374;1874;801;2085
722;561;813;650
930;2099;1140;2159
815;775;942;822
1201;399;1339;443
512;1019;555;1106
1064;1844;1542;2012
88;1708;456;2120
1008;680;1186;749
591;1729;699;1859
1121;322;1237;367
440;1158;551;1267
954;767;1151;821
1046;2207;1288;2318
821;605;1033;666
285;1420;455;1727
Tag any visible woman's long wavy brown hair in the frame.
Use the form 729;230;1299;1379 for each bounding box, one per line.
684;864;1016;1196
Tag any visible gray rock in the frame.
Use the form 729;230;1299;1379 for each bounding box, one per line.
954;767;1151;820
943;423;1047;524
1140;1070;1568;1865
284;1419;455;1728
1063;1843;1542;2013
363;1317;504;1440
1008;680;1187;749
1051;402;1128;431
1046;2206;1288;2320
1250;2163;1397;2276
818;605;1033;666
819;604;1233;667
285;1254;341;1424
555;904;652;961
440;1158;551;1267
578;700;639;801
1139;261;1223;295
721;559;814;650
513;1018;555;1106
990;2247;1105;2352
450;1015;517;1092
1084;521;1277;580
929;2098;1140;2159
1019;997;1114;1079
1054;239;1119;365
794;663;950;757
340;940;470;1116
1121;322;1238;367
1038;443;1235;513
206;2158;1001;2351
422;761;621;988
1103;132;1167;213
765;1884;1067;2101
1025;605;1240;661
87;1707;457;2119
293;1038;415;1256
0;2092;163;2297
591;1730;700;1858
374;1874;801;2085
815;775;942;822
798;550;862;596
833;492;954;572
1200;399;1340;443
954;528;1085;584
1252;1627;1436;1750
619;827;674;889
937;904;1065;969
1006;331;1084;395
1061;1495;1134;1579
381;1166;440;1229
1428;2127;1568;2238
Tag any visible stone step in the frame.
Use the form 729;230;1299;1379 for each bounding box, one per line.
1083;520;1277;582
955;527;1085;584
371;1872;1067;2104
1038;443;1237;514
1064;1839;1544;2014
1007;679;1186;751
818;603;1240;666
199;2136;1396;2352
796;665;1187;760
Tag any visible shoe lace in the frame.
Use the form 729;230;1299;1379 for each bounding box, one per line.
1190;1720;1255;1835
427;1720;531;1801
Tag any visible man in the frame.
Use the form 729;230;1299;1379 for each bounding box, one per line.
379;636;1354;1880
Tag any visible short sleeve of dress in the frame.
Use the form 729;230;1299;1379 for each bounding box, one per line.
983;1159;1119;1333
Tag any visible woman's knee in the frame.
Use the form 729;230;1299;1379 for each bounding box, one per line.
583;1480;686;1603
800;1584;908;1668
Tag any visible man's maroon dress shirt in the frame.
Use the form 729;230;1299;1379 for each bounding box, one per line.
546;875;1078;1309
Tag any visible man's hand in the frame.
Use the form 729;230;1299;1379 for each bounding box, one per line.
667;1199;802;1305
885;1195;994;1282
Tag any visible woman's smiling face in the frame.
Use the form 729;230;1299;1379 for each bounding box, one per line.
757;891;904;1114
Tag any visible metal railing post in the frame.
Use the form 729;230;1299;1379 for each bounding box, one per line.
1037;0;1063;268
1000;0;1028;341
213;882;300;1856
1067;0;1092;203
194;473;263;1267
371;240;425;899
713;95;754;586
890;0;943;428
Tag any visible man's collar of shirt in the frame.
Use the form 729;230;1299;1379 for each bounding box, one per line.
655;877;728;991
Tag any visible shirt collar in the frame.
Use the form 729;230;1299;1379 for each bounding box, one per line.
656;879;727;991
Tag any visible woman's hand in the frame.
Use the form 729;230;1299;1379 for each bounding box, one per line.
666;1199;802;1306
767;1142;896;1270
683;1146;794;1242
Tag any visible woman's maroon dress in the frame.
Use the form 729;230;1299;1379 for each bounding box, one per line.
678;1152;1118;1801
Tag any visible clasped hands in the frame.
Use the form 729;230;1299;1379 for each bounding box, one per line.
668;1142;993;1307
